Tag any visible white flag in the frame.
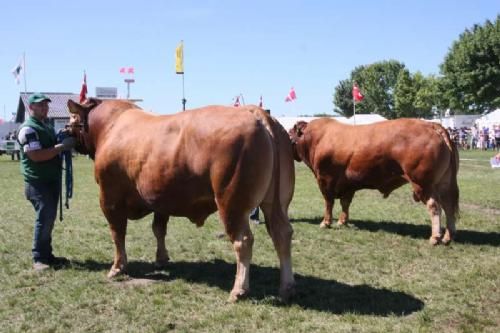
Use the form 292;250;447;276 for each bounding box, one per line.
11;59;23;84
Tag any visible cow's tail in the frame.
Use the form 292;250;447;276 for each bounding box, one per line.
246;106;294;229
432;123;460;219
246;106;296;300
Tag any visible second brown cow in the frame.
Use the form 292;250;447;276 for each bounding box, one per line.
289;118;459;245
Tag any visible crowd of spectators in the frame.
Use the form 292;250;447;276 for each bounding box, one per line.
447;124;500;151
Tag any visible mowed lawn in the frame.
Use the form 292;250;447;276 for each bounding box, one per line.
0;149;499;332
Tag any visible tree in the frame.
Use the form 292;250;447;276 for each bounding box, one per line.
333;60;405;119
394;71;442;119
333;78;354;116
394;69;415;118
413;73;442;119
440;16;500;114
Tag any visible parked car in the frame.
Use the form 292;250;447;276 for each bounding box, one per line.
0;139;20;160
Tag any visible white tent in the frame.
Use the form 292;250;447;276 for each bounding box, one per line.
347;114;387;125
276;114;386;131
475;109;500;129
276;116;348;131
439;115;481;128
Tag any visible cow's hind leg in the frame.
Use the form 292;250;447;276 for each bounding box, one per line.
320;197;335;228
440;190;458;245
220;211;254;302
152;212;170;268
426;197;443;245
338;191;355;225
261;203;296;302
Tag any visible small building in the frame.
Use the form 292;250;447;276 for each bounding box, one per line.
15;92;79;132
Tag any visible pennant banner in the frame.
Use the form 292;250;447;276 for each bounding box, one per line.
79;71;88;103
175;41;184;74
352;83;364;102
285;87;296;102
11;59;23;84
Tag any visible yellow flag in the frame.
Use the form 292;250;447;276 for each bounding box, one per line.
175;41;184;74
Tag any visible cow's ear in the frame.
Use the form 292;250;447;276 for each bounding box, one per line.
67;99;83;114
295;121;308;137
67;98;101;115
86;98;102;109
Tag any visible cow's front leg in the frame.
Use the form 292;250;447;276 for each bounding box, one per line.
338;192;355;225
226;217;254;302
320;198;334;228
106;216;128;278
426;197;442;245
318;177;335;228
152;212;169;268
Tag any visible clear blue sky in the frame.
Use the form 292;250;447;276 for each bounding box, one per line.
1;1;498;119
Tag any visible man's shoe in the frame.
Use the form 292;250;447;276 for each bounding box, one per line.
33;262;50;271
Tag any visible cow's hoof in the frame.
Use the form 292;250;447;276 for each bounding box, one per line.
441;237;453;246
107;267;125;279
154;257;170;269
442;231;455;246
336;221;348;228
429;236;441;246
228;289;249;303
320;221;331;229
279;283;296;303
154;259;169;269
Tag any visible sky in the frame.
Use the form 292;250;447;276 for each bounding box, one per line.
0;1;498;120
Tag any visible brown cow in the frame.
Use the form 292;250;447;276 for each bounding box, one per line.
289;118;459;245
67;98;295;301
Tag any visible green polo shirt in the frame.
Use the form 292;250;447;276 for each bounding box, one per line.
18;116;61;182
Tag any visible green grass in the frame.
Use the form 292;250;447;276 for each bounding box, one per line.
0;149;499;332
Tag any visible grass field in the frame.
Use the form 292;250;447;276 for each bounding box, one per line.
0;149;499;332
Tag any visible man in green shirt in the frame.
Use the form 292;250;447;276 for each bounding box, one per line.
18;93;75;271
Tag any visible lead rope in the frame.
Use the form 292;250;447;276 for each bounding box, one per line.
56;131;73;221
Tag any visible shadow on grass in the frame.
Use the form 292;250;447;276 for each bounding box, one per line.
98;259;423;316
71;259;110;272
291;217;500;246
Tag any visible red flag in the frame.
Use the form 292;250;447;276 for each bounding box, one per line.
127;67;135;74
352;83;364;102
285;87;296;102
259;95;263;108
119;67;126;74
234;96;240;107
79;71;88;103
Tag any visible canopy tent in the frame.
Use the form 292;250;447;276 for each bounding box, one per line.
439;115;481;128
475;109;500;129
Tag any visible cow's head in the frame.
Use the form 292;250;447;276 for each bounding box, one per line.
288;121;308;161
67;98;102;156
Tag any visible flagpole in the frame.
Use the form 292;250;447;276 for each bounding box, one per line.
353;95;356;125
182;72;186;111
23;52;27;94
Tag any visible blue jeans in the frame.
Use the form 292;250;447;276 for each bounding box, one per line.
25;180;60;263
250;207;259;220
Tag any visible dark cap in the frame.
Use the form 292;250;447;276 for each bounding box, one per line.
28;93;52;104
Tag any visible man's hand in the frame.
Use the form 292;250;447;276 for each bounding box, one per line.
55;137;76;152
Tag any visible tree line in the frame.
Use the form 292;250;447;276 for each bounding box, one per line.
333;15;499;119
